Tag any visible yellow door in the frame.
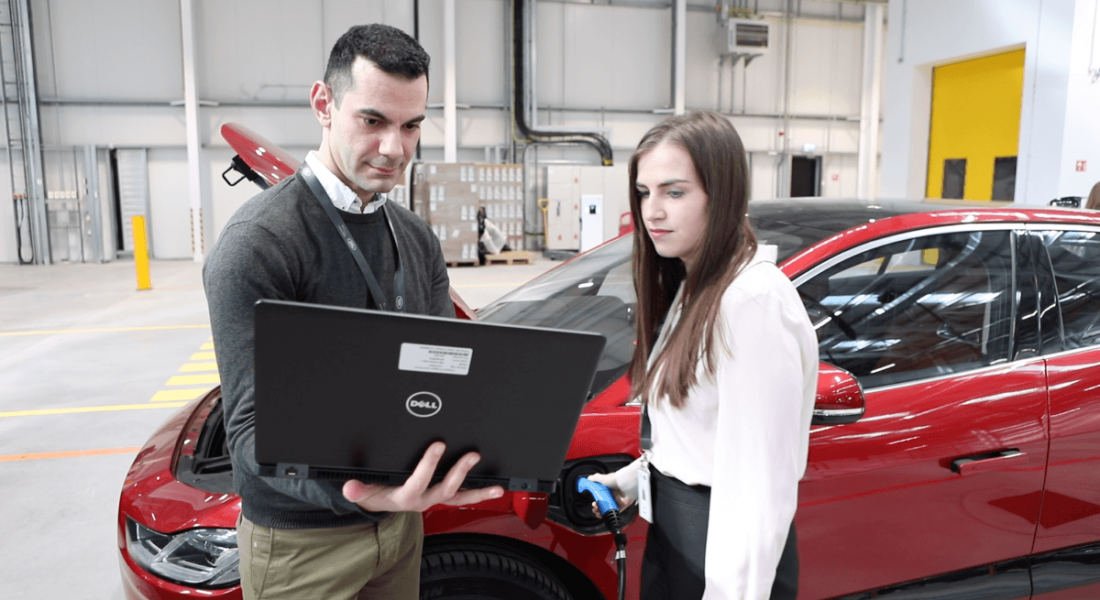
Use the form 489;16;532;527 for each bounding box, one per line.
926;49;1025;201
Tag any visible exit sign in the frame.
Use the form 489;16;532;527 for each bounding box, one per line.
1076;160;1087;172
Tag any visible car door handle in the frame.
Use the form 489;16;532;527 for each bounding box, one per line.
950;449;1024;476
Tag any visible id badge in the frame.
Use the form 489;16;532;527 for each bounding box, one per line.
637;466;653;523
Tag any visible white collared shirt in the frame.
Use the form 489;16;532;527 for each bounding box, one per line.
304;151;387;214
614;244;819;600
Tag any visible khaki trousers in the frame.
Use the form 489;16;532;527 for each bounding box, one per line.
237;512;423;600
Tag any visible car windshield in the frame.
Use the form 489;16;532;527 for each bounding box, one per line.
476;216;831;399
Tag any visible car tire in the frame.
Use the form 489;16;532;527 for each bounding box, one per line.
420;543;574;600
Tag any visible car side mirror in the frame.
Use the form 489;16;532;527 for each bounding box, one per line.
812;362;865;425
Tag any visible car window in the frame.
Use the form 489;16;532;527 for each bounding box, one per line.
1036;229;1100;350
797;229;1015;389
477;237;635;398
475;215;854;400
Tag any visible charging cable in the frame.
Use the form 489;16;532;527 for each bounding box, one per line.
577;476;628;600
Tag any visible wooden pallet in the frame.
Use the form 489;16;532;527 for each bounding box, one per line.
445;260;479;268
485;250;534;266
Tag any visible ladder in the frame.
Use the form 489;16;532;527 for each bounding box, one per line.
0;0;47;264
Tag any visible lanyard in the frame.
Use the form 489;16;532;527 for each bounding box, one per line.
300;165;406;312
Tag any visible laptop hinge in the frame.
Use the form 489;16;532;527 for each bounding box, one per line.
508;478;545;493
275;463;310;479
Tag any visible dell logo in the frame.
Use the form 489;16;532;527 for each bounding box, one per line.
406;392;442;418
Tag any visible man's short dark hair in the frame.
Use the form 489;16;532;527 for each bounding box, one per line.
324;24;430;106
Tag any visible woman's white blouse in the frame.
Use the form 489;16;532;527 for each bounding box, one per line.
614;245;819;600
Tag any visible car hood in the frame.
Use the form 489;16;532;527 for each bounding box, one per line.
119;389;241;532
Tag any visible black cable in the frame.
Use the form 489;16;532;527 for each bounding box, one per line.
14;195;33;265
603;509;628;600
578;476;628;600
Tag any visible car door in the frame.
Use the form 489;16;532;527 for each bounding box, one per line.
1027;226;1100;599
794;226;1048;600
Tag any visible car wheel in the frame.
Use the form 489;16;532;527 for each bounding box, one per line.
420;543;574;600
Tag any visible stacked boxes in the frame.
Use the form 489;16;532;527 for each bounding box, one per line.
476;164;524;252
412;162;525;263
412;163;481;264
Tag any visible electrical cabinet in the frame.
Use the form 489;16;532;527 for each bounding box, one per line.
545;164;628;253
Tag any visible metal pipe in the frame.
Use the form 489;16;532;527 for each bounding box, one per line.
511;0;614;165
717;54;725;112
444;0;457;162
13;0;49;264
529;0;536;132
35;96;867;123
779;0;794;197
673;0;686;115
502;0;512;161
414;0;422;160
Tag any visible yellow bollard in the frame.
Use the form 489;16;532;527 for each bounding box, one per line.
538;198;549;249
132;215;152;290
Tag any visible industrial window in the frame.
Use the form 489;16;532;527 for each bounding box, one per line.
942;159;966;199
992;156;1017;201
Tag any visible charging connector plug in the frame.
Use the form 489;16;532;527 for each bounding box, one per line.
576;476;628;600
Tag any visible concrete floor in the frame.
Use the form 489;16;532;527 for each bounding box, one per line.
0;255;557;600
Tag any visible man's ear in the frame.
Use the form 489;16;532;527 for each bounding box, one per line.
310;81;332;127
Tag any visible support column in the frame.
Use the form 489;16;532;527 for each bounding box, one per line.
180;0;203;261
857;4;885;199
444;0;457;162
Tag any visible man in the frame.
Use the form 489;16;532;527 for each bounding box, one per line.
203;24;503;600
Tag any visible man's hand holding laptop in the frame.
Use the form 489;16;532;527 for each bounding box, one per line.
342;441;505;512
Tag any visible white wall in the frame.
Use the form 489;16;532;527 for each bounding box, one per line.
880;0;1096;205
1058;0;1100;199
2;0;877;263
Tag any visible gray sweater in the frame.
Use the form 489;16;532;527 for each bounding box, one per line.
203;170;454;529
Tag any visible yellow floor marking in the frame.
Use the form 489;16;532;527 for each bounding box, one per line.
0;324;209;337
149;342;220;403
0;447;143;462
166;374;220;386
179;362;218;372
151;388;210;402
0;403;186;418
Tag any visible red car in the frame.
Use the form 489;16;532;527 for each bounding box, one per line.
117;125;1100;600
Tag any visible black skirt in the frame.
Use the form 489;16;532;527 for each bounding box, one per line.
641;464;799;600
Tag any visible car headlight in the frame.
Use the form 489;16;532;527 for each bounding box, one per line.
125;517;240;588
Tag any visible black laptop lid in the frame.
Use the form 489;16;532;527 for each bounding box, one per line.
253;299;606;494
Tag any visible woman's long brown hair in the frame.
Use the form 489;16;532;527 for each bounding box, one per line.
629;111;757;409
1087;181;1100;210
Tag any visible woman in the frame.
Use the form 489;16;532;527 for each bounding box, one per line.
588;112;818;600
1086;181;1100;210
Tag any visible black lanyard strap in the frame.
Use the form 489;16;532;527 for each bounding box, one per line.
300;165;406;312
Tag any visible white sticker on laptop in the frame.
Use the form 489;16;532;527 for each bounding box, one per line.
399;343;473;376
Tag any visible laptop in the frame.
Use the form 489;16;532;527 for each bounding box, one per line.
253;299;607;494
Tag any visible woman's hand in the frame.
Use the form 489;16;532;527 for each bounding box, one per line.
585;472;635;517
